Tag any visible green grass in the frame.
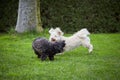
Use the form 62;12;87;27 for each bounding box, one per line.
0;31;120;80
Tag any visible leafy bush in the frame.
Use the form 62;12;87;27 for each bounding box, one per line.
0;0;120;33
0;0;18;32
41;0;120;33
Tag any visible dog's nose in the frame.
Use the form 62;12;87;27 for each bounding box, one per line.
51;38;56;42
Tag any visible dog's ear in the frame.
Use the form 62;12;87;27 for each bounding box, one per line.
49;28;54;34
55;27;64;36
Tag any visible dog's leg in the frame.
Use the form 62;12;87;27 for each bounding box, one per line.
88;44;93;53
36;52;41;58
33;47;41;58
41;53;47;61
37;54;41;58
34;50;41;58
83;43;93;53
81;37;93;53
48;55;54;61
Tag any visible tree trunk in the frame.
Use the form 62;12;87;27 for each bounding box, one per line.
15;0;43;33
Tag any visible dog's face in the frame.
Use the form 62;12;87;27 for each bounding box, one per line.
53;40;65;53
49;28;64;42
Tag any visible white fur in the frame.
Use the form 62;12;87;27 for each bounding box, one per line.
49;27;93;53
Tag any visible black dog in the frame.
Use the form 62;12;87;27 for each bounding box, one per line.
32;37;65;61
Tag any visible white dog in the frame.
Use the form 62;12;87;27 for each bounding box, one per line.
49;27;93;53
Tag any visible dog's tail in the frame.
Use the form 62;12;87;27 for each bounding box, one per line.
75;28;90;38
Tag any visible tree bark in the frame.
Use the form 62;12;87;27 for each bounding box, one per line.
15;0;43;33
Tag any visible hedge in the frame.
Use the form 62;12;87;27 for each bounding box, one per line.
40;0;120;33
0;0;120;33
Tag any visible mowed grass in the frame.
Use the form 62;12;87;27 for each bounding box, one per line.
0;31;120;80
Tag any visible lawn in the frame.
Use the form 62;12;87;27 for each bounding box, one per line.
0;31;120;80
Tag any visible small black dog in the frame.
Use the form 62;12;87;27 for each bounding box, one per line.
32;37;65;61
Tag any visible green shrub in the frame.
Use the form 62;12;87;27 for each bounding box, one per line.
40;0;120;33
0;0;18;32
0;0;120;33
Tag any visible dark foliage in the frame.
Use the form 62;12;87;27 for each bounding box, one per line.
0;0;18;32
40;0;120;33
0;0;120;33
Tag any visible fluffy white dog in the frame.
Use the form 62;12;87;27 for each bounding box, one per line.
49;27;93;53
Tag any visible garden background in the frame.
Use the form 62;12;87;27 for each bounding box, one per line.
0;0;120;33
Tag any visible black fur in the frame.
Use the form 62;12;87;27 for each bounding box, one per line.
32;37;65;61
